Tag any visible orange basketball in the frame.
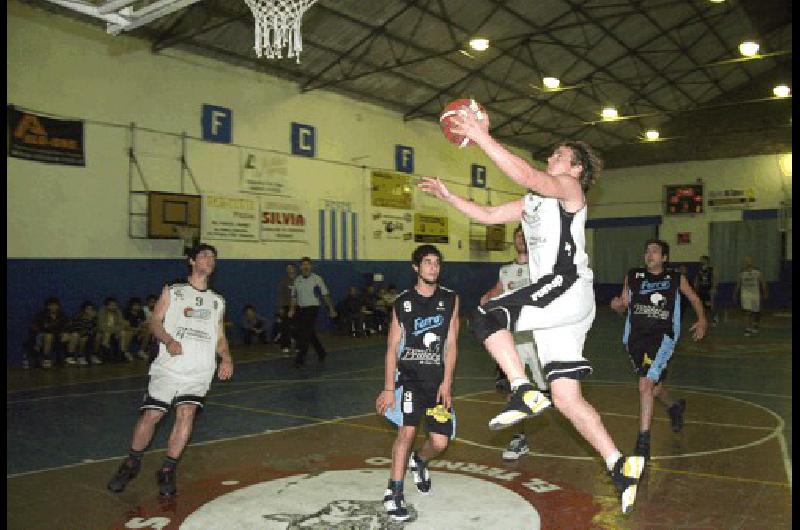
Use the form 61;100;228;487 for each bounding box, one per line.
439;98;489;148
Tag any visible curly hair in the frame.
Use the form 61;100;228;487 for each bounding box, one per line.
560;141;603;193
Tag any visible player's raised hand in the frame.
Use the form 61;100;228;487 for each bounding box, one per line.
376;389;395;415
449;105;490;141
418;176;451;201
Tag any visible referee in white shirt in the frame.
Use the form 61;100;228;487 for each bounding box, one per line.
288;257;337;367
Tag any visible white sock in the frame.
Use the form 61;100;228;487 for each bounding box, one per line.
510;378;530;391
605;450;622;471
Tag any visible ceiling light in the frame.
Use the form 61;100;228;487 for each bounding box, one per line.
542;77;560;90
644;130;660;141
773;84;791;98
469;38;490;51
738;41;760;57
708;0;725;3
601;106;619;120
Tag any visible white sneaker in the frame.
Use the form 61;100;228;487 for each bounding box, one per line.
123;351;133;362
41;359;53;368
90;355;103;365
64;356;77;365
282;347;290;354
77;357;89;365
502;435;530;460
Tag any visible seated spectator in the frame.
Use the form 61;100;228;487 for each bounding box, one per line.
124;297;149;360
360;284;380;335
96;297;131;363
27;297;69;369
63;301;98;366
338;286;366;337
374;286;390;334
384;284;399;305
141;294;158;361
241;305;269;346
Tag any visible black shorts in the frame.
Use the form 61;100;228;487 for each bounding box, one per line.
384;381;455;438
627;334;676;384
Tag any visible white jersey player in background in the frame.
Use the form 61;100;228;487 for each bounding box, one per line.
419;106;645;514
107;243;233;497
480;224;549;460
733;256;768;336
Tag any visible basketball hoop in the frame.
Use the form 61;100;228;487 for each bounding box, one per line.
174;225;200;256
242;0;318;63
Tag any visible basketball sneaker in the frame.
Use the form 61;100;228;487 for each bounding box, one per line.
488;383;551;430
633;432;651;461
609;455;645;514
157;467;177;497
41;359;52;369
90;354;103;365
502;434;530;460
107;458;141;493
383;487;410;522
668;399;686;433
64;356;77;365
408;451;431;494
77;357;89;365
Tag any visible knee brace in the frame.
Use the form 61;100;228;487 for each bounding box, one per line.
469;306;508;343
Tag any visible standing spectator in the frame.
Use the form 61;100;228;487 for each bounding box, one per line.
97;297;132;362
734;256;768;336
64;301;99;366
276;263;297;354
241;305;269;345
125;298;149;360
694;256;718;326
338;286;366;337
27;297;69;369
288;257;337;368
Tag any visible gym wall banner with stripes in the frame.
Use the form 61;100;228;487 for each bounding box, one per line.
319;200;358;261
8;105;85;166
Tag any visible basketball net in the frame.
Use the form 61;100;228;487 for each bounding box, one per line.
243;0;318;63
174;225;199;256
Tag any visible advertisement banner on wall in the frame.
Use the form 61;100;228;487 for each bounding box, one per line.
707;188;756;210
202;194;260;241
8;106;85;166
239;148;289;196
370;171;413;209
414;213;449;243
261;199;309;242
371;209;413;241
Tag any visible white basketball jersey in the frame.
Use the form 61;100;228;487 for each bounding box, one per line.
740;269;762;297
521;192;592;283
150;282;225;381
499;261;532;293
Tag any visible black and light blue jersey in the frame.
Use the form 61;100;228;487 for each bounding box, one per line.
393;285;457;386
623;268;682;349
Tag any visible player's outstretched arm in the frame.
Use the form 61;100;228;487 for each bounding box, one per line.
418;177;524;225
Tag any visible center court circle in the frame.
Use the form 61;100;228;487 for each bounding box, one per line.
181;469;540;529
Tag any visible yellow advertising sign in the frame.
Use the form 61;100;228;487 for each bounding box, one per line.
371;171;413;209
414;213;449;243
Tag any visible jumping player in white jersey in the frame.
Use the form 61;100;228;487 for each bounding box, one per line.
419;110;645;514
107;243;233;497
376;245;459;522
480;224;549;460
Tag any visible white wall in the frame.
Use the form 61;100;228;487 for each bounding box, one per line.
7;0;526;261
587;154;792;262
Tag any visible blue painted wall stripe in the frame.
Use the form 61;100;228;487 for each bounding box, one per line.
352;212;358;260
319;210;325;259
742;209;779;220
330;210;337;261
586;215;662;228
341;211;348;260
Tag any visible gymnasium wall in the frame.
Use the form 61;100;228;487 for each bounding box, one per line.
7;1;792;364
